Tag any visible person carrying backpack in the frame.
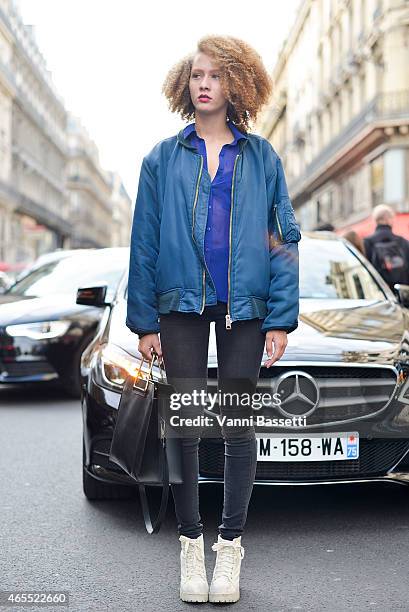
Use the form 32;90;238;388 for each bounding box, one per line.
363;204;409;290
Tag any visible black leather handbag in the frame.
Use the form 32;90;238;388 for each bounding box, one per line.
109;351;183;534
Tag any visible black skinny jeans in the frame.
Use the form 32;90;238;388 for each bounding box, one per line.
159;301;266;541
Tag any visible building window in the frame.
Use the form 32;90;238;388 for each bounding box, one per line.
316;112;322;150
341;180;354;217
328;190;334;220
361;0;367;33
359;70;366;108
346;80;353;121
334;92;342;130
338;21;343;58
318;45;323;90
327;104;332;140
348;3;354;50
384;148;405;206
347;183;354;216
370;155;384;207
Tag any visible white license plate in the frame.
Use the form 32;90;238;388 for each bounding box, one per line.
256;432;359;462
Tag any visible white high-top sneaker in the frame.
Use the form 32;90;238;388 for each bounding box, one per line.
209;534;245;603
179;534;209;602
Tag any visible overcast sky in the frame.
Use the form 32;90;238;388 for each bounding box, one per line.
17;0;301;202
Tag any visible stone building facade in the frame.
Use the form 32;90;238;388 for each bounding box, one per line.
256;0;409;237
0;0;131;270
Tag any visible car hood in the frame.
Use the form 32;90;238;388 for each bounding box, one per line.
110;298;409;366
0;293;93;325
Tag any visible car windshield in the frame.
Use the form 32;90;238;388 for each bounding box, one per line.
299;237;385;299
5;253;127;299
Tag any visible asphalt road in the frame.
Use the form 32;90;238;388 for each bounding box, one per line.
1;383;409;612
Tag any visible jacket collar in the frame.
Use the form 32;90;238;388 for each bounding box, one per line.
177;120;249;153
375;223;393;231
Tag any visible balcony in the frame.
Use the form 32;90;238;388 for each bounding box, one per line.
288;91;409;201
374;90;409;119
0;178;72;236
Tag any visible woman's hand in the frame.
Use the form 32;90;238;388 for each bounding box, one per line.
264;330;288;367
138;333;163;365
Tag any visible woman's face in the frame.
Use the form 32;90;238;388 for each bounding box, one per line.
189;52;228;117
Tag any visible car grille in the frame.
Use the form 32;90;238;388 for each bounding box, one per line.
207;365;398;426
199;438;409;481
0;360;57;378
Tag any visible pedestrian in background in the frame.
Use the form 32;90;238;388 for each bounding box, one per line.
126;34;301;604
363;204;409;290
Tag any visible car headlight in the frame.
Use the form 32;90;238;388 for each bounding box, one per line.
6;320;71;340
94;343;162;391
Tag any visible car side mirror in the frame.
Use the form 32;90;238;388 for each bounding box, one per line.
76;285;109;306
393;283;409;308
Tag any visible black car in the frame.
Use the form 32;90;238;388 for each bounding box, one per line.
80;232;409;501
0;247;128;397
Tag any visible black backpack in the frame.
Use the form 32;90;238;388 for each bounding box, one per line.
370;238;409;287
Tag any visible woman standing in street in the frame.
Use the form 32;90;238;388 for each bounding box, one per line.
126;34;301;604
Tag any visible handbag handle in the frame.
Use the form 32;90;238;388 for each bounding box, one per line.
152;350;166;382
133;351;166;392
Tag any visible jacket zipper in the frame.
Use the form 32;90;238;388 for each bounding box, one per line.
226;153;240;330
275;205;283;241
191;155;207;314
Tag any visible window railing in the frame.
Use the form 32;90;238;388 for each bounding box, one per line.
288;91;409;198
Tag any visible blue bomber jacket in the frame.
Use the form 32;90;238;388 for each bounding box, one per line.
126;127;302;336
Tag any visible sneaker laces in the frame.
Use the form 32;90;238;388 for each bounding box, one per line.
180;536;206;580
211;540;245;580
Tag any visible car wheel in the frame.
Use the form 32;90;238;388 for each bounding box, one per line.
82;442;136;500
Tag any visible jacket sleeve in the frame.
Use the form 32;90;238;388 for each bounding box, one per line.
125;156;160;336
261;154;302;335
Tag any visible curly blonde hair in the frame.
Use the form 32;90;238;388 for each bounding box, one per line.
161;35;273;133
